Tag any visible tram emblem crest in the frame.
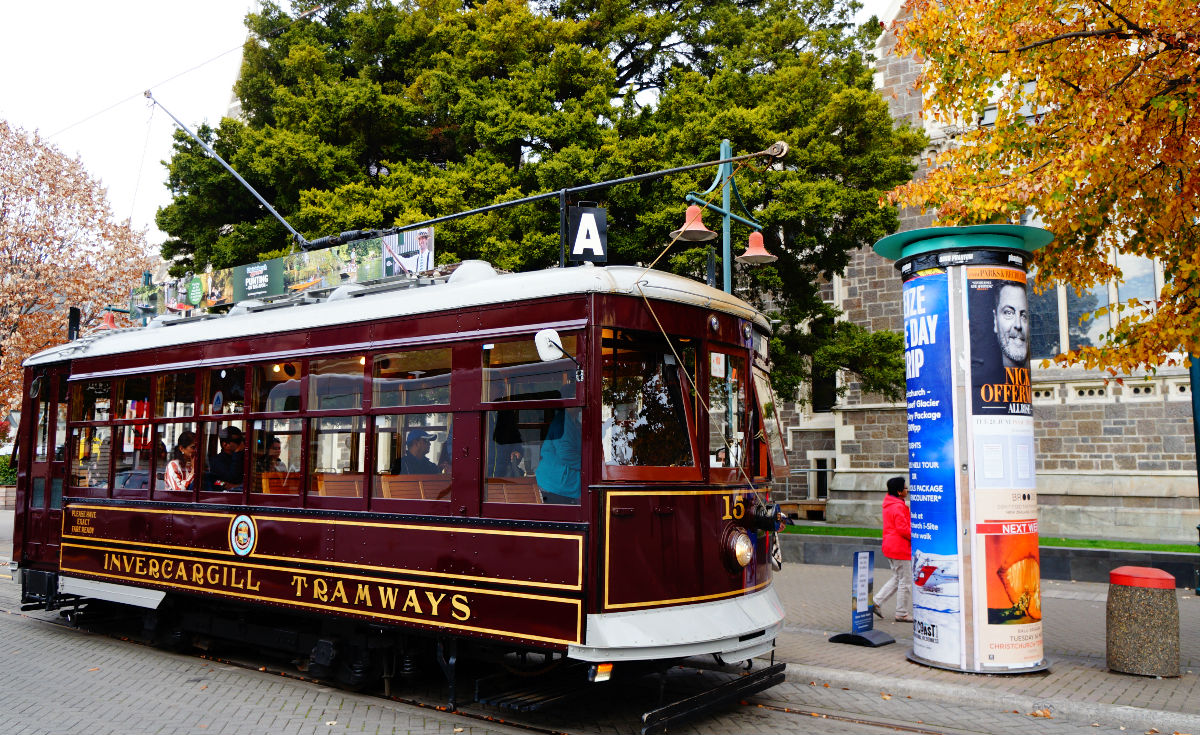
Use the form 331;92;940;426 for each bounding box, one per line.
229;514;257;557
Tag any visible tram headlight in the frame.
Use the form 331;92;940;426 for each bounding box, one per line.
728;529;754;568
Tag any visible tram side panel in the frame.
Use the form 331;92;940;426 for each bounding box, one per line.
57;503;587;650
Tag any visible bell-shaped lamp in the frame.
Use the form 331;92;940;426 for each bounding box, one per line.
669;205;718;242
736;231;777;264
100;311;119;329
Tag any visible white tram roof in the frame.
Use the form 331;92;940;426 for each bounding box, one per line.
26;261;771;368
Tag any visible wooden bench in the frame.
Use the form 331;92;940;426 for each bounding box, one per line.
315;473;364;497
378;473;450;501
486;476;542;504
260;472;301;494
778;500;826;520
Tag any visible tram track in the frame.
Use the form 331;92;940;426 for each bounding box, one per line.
2;591;971;735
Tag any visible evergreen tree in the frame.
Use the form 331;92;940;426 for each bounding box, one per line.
157;0;922;399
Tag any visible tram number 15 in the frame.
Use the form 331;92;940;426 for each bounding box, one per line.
722;494;745;520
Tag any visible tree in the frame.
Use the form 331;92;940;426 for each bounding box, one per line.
888;0;1200;375
158;0;924;399
0;121;152;409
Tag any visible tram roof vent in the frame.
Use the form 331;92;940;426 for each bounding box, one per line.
227;299;267;316
327;282;367;301
446;260;498;285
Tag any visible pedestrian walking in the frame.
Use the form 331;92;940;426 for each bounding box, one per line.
873;476;913;622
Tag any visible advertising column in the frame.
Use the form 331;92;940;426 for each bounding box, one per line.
875;225;1050;673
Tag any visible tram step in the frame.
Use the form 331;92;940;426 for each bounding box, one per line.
474;664;592;712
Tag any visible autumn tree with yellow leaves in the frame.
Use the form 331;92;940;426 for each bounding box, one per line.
0;121;151;409
888;0;1199;374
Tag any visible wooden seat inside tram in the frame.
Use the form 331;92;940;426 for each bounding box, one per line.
315;473;364;497
260;472;301;494
486;476;542;504
378;474;451;501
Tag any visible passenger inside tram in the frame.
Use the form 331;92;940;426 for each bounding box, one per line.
391;429;441;474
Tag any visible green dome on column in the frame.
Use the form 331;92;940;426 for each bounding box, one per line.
873;225;1053;262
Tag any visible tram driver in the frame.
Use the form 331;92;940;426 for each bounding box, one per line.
391;429;441;474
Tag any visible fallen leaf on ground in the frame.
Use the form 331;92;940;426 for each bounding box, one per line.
881;693;892;700
86;667;99;672
1029;709;1053;718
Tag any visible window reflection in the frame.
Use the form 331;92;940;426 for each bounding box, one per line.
709;352;746;468
484;336;577;402
206;368;245;415
252;363;300;413
310;356;364;411
374;349;451;407
1067;284;1109;351
157;372;195;418
1028;270;1060;360
601;329;696;467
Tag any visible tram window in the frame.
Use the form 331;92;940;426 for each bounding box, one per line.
485;408;581;505
71;425;112;489
483;335;578;402
310;416;366;498
54;378;69;461
157;372;196;418
310;356;364;411
252;362;300;413
250;419;302;495
72;381;111;422
118;376;152;420
373;413;451;500
600;329;696;467
709;352;747;468
157;423;197;493
752;369;789;476
49;478;63;510
34;398;48;462
202;421;246;492
373;348;451;407
31;478;45;508
113;424;154;492
206;368;246;415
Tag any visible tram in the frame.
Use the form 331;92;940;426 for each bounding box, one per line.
10;260;789;717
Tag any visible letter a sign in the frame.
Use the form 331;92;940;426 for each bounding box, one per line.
569;205;607;263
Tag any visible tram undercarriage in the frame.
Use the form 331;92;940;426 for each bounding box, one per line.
20;568;784;732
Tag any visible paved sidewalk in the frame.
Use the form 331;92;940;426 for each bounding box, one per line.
773;563;1200;733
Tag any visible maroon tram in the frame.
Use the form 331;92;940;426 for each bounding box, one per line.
11;260;789;716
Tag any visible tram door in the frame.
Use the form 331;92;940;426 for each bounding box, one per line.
22;367;68;565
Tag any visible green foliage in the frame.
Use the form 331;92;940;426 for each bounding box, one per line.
0;455;14;486
157;0;924;397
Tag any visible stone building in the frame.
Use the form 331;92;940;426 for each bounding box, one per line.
775;1;1199;543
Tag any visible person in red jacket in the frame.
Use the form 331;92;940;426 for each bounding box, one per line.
873;476;913;622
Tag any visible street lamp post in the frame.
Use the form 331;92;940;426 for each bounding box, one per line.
670;139;777;294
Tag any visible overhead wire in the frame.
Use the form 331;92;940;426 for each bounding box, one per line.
631;154;777;511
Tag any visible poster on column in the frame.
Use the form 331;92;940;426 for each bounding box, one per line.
902;268;963;667
965;267;1043;668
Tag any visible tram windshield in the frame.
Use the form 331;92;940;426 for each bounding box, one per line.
600;328;697;468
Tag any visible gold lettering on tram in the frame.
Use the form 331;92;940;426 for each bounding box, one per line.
288;572;473;621
102;551;261;592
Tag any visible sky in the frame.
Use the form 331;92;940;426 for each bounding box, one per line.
0;1;255;244
0;0;895;251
